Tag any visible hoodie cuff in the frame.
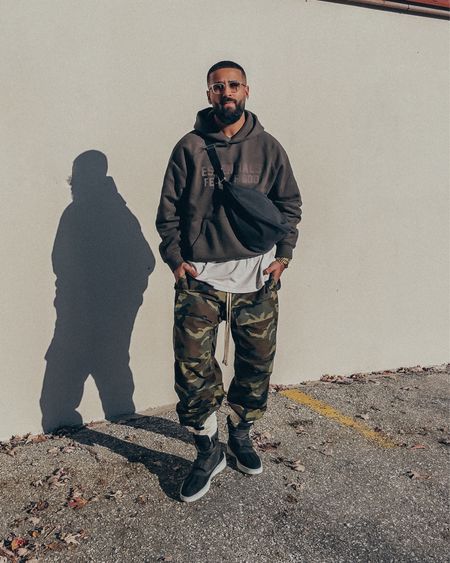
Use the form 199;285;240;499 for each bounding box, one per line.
275;243;293;260
166;253;184;272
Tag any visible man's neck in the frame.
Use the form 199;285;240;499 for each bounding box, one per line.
213;113;246;138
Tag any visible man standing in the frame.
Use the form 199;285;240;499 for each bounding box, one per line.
156;61;302;502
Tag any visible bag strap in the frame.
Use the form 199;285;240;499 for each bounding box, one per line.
205;144;226;184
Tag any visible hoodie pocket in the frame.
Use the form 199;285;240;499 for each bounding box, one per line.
187;219;204;248
191;218;217;257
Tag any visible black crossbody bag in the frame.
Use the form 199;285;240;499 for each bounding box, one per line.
205;143;291;254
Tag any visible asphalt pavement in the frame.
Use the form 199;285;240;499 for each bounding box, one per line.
0;364;448;562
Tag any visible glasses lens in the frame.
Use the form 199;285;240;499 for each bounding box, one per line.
211;83;225;94
228;81;240;92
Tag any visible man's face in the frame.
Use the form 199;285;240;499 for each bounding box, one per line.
207;67;249;125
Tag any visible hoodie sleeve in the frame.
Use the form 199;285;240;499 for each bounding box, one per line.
269;145;302;259
155;146;187;271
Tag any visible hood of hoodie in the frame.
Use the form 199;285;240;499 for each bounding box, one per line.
194;108;264;145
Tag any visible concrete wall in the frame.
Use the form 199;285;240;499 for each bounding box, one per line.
1;0;448;439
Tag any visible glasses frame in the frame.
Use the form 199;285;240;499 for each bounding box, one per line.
208;80;247;95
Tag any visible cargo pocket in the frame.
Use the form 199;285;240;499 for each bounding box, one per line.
267;276;281;291
174;275;188;291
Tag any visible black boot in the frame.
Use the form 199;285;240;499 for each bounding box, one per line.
180;430;226;503
227;416;262;475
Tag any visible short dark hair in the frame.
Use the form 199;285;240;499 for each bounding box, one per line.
207;60;247;83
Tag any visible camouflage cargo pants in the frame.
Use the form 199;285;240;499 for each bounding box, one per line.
173;275;279;428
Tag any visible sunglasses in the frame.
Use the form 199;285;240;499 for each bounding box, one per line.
208;80;247;94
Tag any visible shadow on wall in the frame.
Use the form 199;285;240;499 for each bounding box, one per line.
40;150;155;433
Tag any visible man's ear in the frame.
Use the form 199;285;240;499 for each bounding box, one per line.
207;90;211;105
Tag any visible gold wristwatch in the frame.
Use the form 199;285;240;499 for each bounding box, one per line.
275;257;291;268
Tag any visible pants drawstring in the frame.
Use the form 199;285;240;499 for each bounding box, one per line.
222;292;232;366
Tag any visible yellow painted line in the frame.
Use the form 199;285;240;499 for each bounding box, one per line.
281;388;397;448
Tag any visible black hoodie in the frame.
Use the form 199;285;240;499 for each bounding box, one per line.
156;108;302;271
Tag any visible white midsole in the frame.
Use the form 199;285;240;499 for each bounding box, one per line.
226;445;263;475
180;454;227;503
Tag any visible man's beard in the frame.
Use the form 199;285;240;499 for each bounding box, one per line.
213;98;245;125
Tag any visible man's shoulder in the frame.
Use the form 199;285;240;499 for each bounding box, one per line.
259;130;287;152
257;131;291;165
171;130;205;156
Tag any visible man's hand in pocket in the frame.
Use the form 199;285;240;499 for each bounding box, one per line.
173;262;198;282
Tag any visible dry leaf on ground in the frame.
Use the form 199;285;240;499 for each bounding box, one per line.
269;384;290;393
85;446;101;462
67;488;89;509
68;497;88;509
105;490;123;500
349;372;369;382
286;482;305;492
25;434;48;444
10;537;28;551
320;374;353;384
289;420;313;435
286;459;306;472
30;528;42;539
0;442;19;457
58;530;87;546
47;467;70;487
404;470;431;480
44;540;66;552
31;479;44;487
26;500;49;514
252;431;281;452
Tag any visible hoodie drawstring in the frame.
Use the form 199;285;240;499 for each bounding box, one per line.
222;292;232;366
